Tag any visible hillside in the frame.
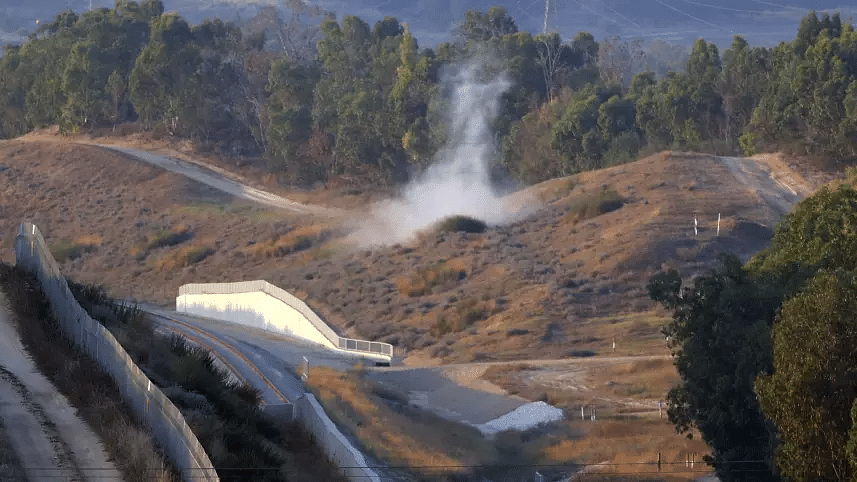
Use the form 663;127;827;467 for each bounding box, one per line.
0;133;838;363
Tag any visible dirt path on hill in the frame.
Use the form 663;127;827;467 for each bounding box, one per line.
0;293;123;482
86;143;342;216
14;134;342;217
717;155;813;222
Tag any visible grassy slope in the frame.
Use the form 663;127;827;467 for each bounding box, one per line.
0;136;836;363
2;131;841;480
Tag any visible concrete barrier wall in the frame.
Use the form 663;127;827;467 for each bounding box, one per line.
294;394;381;482
15;223;218;482
177;281;394;362
179;291;334;348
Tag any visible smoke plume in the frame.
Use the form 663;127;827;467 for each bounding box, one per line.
350;60;538;247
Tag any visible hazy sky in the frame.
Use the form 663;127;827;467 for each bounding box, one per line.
3;0;855;48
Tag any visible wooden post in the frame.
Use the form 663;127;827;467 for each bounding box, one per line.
658;452;661;472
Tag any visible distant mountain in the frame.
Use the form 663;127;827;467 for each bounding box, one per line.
2;0;856;49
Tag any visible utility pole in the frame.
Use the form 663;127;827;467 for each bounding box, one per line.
543;0;550;34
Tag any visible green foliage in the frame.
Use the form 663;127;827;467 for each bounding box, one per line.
648;255;780;482
745;184;857;292
3;6;857;188
756;269;857;481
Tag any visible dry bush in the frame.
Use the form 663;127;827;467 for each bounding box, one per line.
50;234;103;262
435;215;487;234
246;224;332;259
153;244;215;272
564;187;625;224
431;297;492;337
144;224;194;250
396;259;469;297
305;366;516;479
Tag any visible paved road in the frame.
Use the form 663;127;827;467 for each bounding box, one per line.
0;293;123;482
142;306;414;482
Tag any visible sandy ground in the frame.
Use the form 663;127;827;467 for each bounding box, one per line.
0;293;123;482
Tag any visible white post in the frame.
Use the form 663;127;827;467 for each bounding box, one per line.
581;405;585;420
612;336;616;353
694;214;698;237
717;213;721;236
302;356;309;381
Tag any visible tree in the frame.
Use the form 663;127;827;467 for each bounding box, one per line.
129;13;200;133
648;254;780;482
745;184;857;288
719;36;770;146
455;7;518;44
756;268;857;481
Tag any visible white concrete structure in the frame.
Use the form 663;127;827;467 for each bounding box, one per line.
176;281;393;364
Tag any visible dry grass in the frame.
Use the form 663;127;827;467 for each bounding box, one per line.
563;185;625;224
305;365;534;480
0;263;177;482
245;223;332;259
151;244;216;272
50;234;103;262
396;258;470;297
541;418;710;481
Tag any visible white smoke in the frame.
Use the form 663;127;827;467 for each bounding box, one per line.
349;60;538;247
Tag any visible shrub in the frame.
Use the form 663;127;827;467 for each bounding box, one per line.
396;261;467;297
153;245;215;272
435;215;487;234
565;187;625;224
567;349;597;357
144;226;193;250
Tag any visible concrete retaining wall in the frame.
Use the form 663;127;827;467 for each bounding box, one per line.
177;281;394;363
15;223;218;482
294;393;381;482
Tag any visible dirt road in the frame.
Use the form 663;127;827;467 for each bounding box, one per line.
87;143;340;216
0;293;123;482
717;155;812;222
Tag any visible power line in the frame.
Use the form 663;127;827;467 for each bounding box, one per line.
650;0;721;30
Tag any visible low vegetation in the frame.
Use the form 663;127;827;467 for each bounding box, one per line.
564;186;625;224
435;215;488;234
305;365;546;481
245;225;333;259
68;280;347;482
152;244;215;272
144;225;194;251
0;264;177;482
50;234;103;262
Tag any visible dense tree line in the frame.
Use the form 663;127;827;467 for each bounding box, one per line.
649;175;857;482
1;4;856;186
